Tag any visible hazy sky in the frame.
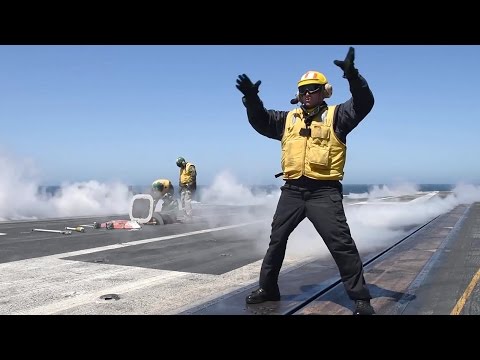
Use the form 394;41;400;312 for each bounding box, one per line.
1;45;479;186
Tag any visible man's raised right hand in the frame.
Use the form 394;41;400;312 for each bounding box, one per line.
236;74;261;97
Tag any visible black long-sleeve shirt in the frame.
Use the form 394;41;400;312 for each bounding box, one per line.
241;74;374;189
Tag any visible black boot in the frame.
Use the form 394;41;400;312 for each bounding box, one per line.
245;288;280;304
353;300;375;315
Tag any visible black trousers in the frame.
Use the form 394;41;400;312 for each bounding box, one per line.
259;183;371;301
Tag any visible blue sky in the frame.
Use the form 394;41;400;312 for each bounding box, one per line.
1;45;479;186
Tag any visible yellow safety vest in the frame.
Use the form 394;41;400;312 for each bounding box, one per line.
152;179;172;196
180;162;195;185
281;105;346;180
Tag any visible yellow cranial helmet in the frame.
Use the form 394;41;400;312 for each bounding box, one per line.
294;70;332;100
297;71;328;87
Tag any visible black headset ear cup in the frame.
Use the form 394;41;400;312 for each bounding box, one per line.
290;91;299;104
323;83;333;98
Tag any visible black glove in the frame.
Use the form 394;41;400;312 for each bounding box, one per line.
334;47;359;80
236;74;261;97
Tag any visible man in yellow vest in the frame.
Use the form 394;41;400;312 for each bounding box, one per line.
151;179;176;213
236;47;375;315
176;157;197;221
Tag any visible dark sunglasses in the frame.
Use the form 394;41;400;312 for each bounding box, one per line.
298;84;323;96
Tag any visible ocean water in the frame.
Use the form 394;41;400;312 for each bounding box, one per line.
343;184;454;195
40;184;455;197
